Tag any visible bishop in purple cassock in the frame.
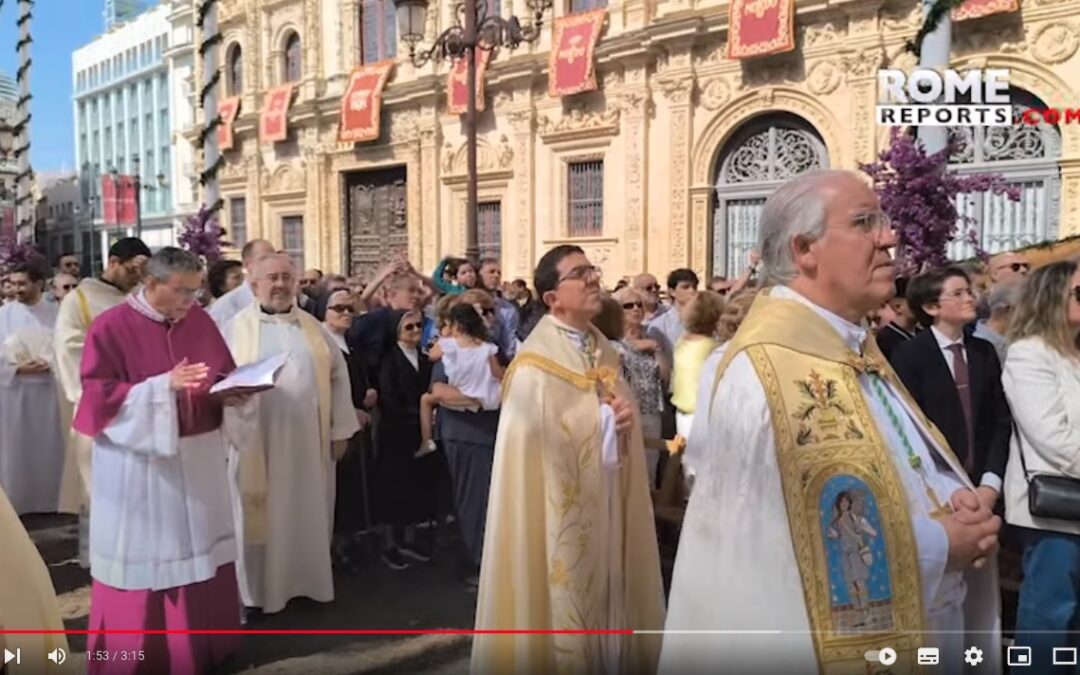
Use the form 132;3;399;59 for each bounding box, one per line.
73;248;256;675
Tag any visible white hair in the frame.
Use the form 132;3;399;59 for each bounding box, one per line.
146;247;203;281
758;170;863;286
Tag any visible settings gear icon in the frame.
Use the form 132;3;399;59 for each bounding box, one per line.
964;646;985;666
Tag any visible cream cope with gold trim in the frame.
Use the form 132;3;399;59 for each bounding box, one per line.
0;486;72;674
53;278;129;512
472;314;665;675
659;288;1000;674
227;301;331;544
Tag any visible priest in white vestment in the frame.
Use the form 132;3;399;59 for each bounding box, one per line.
53;236;150;572
660;171;1002;675
224;253;359;615
73;248;256;674
0;262;65;515
208;238;275;327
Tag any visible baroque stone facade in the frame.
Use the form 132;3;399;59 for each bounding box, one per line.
196;0;1080;281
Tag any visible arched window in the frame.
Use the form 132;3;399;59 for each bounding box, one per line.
283;31;302;83
226;43;243;95
943;88;1062;258
711;113;829;277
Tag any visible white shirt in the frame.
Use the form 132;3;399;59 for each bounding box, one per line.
208;281;254;328
929;326;1002;492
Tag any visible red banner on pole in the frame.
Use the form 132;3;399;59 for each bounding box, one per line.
118;176;138;225
219;97;242;151
952;0;1018;21
260;84;295;144
339;61;395;144
548;9;606;98
447;49;492;116
727;0;795;59
101;175;117;225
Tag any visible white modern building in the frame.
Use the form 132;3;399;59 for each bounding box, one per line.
72;0;195;258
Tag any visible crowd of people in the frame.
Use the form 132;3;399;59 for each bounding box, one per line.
2;168;1080;674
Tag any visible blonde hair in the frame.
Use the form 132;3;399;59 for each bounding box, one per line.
1007;260;1079;359
612;286;645;306
458;288;495;310
717;288;759;341
682;290;725;336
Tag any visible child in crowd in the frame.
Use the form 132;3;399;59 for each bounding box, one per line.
417;302;504;457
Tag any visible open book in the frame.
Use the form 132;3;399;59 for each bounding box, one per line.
210;351;289;396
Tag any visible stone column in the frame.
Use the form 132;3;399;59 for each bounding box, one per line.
655;69;696;271
508;106;537;279
418;112;442;271
615;82;650;273
1061;158;1080;237
842;47;886;167
244;151;264;239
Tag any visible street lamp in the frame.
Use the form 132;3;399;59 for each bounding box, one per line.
132;155;142;239
393;0;552;261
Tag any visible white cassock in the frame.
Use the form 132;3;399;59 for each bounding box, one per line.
0;299;65;515
224;309;359;614
660;286;1000;675
208;282;254;328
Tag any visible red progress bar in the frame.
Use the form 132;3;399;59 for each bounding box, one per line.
0;630;635;635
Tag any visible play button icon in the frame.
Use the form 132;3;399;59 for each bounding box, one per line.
3;647;20;665
879;647;898;666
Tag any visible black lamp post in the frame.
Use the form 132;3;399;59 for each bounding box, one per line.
393;0;551;261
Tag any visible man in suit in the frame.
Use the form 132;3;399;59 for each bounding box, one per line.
893;266;1012;511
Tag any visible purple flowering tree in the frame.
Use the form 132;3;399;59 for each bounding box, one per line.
178;205;230;263
0;236;45;274
861;129;1020;273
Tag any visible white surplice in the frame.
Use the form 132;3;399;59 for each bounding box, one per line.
90;372;256;590
223;313;359;614
0;299;65;515
208;282;254;328
660;286;1000;675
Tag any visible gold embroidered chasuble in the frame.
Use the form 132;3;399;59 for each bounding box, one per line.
709;291;974;673
471;314;665;675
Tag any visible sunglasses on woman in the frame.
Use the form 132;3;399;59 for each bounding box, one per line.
328;304;354;313
622;301;643;310
1072;286;1080;303
401;322;422;331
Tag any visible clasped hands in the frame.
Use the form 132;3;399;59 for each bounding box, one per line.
15;359;50;375
169;358;251;407
940;488;1001;572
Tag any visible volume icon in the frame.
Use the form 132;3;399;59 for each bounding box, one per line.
47;647;66;665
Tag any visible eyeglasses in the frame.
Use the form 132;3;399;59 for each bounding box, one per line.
328;304;354;314
622;301;643;310
558;265;603;285
643;284;660;292
401;322;422;331
1072;286;1080;303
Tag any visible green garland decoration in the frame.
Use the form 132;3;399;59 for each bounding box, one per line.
196;0;224;217
904;0;968;57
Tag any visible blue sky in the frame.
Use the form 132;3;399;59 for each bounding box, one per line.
0;1;104;173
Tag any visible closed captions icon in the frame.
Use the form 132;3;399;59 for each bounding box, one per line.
918;647;940;665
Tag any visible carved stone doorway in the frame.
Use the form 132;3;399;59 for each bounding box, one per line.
343;166;408;278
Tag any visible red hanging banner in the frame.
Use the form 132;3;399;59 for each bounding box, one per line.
101;175;118;226
952;0;1018;21
548;9;606;98
339;61;395;144
218;97;242;151
727;0;795;60
447;49;493;116
260;84;295;144
118;176;138;225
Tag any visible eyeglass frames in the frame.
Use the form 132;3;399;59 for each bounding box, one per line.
622;301;643;310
